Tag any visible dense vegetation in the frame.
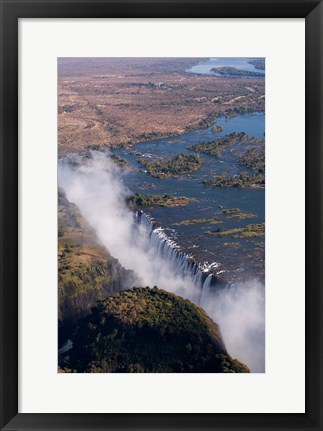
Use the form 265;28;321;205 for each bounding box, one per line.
203;171;265;188
206;223;265;239
58;256;134;326
188;132;253;159
139;153;203;179
211;67;263;77
238;145;265;173
61;287;249;373
127;193;196;208
184;112;218;134
110;154;133;170
58;189;135;337
222;106;264;120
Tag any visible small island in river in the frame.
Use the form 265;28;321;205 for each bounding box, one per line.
139;153;203;179
203;171;265;188
238;145;265;172
127;193;197;208
58;57;266;374
188;132;256;158
206;223;265;239
211;125;224;133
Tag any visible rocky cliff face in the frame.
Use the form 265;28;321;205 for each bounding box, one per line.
58;189;137;341
58;190;249;373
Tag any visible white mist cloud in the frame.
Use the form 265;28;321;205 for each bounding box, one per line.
202;280;265;372
58;151;265;372
58;152;200;299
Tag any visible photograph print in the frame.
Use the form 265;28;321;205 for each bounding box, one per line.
58;57;265;373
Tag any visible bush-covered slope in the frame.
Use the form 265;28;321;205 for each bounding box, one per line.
58;189;136;331
62;287;249;373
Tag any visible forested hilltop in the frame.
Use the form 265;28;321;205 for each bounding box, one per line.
60;287;249;373
58;191;249;373
58;58;265;372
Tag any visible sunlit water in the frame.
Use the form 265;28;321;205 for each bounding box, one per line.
59;111;266;371
186;57;265;76
111;112;265;283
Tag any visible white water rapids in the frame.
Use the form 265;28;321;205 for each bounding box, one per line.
58;151;265;372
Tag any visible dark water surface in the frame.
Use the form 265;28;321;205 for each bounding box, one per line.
112;112;265;282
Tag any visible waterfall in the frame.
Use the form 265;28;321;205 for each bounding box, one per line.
200;274;213;308
58;152;222;305
135;210;221;303
58;152;264;371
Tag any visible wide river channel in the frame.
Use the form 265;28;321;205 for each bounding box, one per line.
111;112;265;283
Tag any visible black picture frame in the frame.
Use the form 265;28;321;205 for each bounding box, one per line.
1;1;322;430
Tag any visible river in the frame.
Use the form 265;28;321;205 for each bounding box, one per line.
111;112;265;283
186;57;265;76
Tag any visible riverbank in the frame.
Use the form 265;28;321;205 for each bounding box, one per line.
58;58;264;156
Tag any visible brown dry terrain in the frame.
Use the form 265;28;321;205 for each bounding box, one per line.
58;58;265;156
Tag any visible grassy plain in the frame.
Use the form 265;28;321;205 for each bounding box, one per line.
58;58;265;155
